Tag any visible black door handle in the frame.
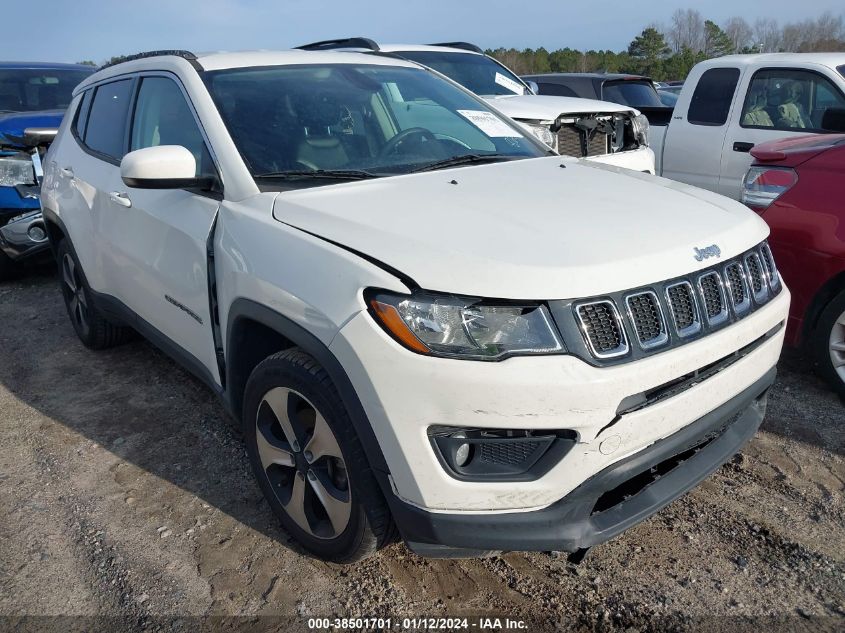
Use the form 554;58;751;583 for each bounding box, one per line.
733;141;754;153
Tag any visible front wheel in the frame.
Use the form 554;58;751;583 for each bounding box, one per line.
243;349;395;563
812;288;845;399
56;239;133;349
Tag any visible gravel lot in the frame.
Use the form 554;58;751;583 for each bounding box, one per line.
0;269;843;633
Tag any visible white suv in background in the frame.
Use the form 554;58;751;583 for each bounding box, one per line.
43;49;788;563
296;39;655;173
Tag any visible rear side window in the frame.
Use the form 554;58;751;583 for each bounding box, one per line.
73;89;93;139
687;68;740;126
538;82;578;98
84;79;132;160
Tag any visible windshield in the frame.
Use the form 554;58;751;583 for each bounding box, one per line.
204;64;546;183
602;80;663;108
391;51;528;96
0;68;93;113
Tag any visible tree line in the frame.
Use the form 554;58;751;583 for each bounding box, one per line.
487;9;845;81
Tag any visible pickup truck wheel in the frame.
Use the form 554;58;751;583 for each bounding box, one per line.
56;239;134;349
813;289;845;399
243;349;395;563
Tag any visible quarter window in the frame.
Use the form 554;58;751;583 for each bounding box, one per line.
84;79;133;160
740;68;845;131
687;68;740;126
130;76;215;177
73;89;93;140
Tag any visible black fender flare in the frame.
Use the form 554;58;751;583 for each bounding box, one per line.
225;298;391;476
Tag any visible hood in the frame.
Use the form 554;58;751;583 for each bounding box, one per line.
0;110;64;148
482;94;637;122
751;133;845;168
272;156;769;299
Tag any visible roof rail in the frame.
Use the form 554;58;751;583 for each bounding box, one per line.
429;42;484;54
295;38;380;52
97;50;201;71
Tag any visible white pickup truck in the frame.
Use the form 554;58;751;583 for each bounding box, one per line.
651;53;845;199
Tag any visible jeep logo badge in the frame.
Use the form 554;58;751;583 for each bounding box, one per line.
693;244;721;261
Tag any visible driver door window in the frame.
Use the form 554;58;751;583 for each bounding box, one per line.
130;76;216;177
740;69;845;131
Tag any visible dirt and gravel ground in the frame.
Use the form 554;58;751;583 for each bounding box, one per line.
0;268;843;633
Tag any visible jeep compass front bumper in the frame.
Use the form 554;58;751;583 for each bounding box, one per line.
392;368;773;556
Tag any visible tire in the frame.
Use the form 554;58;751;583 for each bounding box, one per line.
0;249;20;282
243;349;396;563
56;239;134;349
812;288;845;399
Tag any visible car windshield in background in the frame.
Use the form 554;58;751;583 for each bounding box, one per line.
602;80;664;108
0;69;92;112
391;51;528;96
204;63;546;183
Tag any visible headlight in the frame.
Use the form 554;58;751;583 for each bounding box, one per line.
520;122;557;151
367;290;565;360
0;155;36;187
631;113;650;147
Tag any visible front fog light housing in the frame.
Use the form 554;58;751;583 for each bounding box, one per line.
367;290;565;360
429;427;577;481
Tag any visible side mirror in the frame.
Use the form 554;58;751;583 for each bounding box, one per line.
821;108;845;132
120;145;214;189
525;80;539;95
23;127;57;147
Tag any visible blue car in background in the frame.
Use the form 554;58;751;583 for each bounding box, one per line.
0;62;93;279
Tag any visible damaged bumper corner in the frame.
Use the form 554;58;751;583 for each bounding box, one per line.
0;209;50;261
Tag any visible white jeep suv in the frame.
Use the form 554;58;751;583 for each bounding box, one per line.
43;49;789;563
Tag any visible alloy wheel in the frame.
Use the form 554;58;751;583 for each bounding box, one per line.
255;387;351;539
62;253;90;337
829;307;845;385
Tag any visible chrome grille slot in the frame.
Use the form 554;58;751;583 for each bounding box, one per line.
724;263;751;314
760;243;780;290
625;291;668;349
665;282;701;337
697;272;729;326
744;253;768;303
576;301;628;358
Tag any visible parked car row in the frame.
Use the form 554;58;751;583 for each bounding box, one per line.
2;45;841;566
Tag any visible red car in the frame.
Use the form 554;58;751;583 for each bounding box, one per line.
742;134;845;397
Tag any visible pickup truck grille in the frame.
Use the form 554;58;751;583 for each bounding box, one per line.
563;241;782;364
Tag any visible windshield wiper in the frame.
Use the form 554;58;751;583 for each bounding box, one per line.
254;168;378;181
410;154;515;173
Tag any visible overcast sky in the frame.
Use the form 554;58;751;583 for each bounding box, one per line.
5;0;843;64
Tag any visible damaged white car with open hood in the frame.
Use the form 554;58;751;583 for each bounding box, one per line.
296;39;655;173
43;48;787;563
